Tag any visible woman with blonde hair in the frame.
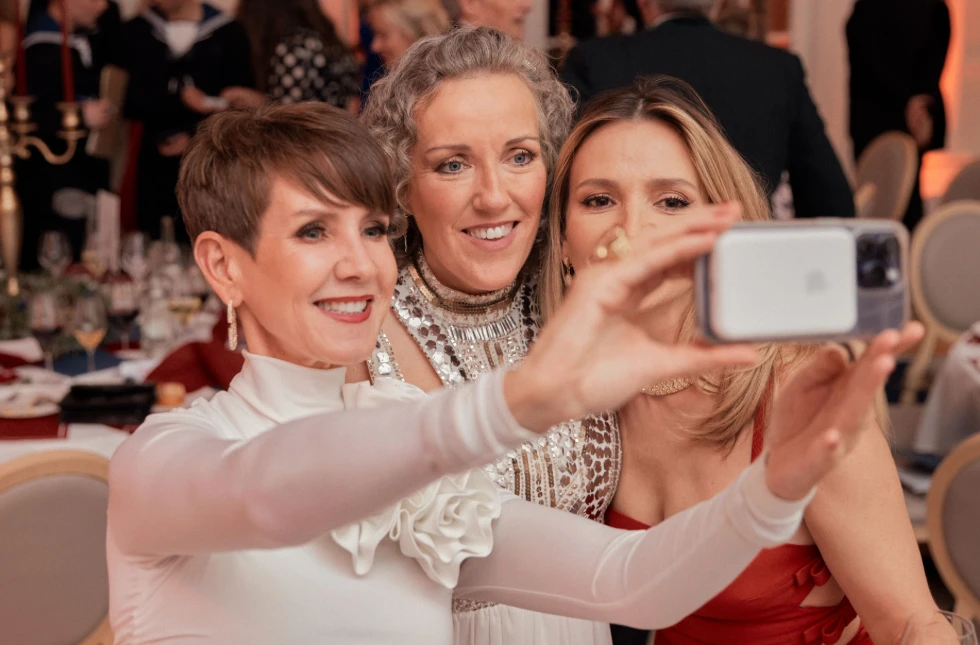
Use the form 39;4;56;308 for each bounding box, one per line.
358;28;923;645
366;0;448;66
541;75;935;645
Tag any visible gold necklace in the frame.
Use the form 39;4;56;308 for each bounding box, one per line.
641;376;694;396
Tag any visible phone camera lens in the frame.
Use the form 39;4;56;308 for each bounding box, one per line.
856;233;900;289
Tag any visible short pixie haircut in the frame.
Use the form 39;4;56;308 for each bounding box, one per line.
178;102;399;253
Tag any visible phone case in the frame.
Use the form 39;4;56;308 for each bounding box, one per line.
694;219;909;344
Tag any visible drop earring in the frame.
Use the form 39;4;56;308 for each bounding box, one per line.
227;300;238;351
562;258;575;287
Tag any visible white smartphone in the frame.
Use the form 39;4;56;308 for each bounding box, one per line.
694;219;909;343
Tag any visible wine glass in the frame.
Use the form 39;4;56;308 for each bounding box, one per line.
37;231;72;278
81;238;108;281
902;611;978;645
121;232;150;284
28;292;63;371
106;274;140;350
73;291;108;373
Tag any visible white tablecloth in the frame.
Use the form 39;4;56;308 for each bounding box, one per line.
914;323;980;455
0;424;129;465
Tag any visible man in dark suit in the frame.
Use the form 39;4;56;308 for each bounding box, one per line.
560;0;855;219
847;0;950;232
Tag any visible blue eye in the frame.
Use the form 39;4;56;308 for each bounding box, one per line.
438;159;465;174
364;224;388;238
297;224;325;240
513;149;536;165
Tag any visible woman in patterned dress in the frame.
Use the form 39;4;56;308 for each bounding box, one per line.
227;0;362;112
355;27;623;645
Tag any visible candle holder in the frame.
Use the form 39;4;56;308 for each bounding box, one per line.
0;55;85;296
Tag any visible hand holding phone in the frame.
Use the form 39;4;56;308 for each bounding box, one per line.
694;219;909;343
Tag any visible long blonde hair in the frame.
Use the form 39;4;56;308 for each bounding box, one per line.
541;76;811;448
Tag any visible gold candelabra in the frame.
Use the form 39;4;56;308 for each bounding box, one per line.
0;54;85;297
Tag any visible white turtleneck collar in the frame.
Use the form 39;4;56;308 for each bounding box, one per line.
227;351;423;426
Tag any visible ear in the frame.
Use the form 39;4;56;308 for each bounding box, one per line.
194;231;247;307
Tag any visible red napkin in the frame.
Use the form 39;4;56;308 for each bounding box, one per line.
0;352;36;369
145;339;243;393
0;416;63;439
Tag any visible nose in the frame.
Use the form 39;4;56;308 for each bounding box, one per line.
334;234;377;282
622;201;658;239
472;166;511;215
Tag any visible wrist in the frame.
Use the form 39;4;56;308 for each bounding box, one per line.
503;366;565;433
763;451;817;502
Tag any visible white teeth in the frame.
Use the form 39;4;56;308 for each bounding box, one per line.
466;223;514;241
317;300;369;314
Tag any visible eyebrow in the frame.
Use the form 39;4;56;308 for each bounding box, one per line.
424;135;540;155
573;177;699;192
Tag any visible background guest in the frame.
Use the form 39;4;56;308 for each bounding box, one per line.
452;0;531;40
560;0;855;219
227;0;361;112
847;0;950;232
19;0;116;268
366;0;448;67
123;0;254;243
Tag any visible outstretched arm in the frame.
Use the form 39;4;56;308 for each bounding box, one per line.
457;458;807;629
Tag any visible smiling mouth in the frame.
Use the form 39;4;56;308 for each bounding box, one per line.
464;222;517;241
313;297;376;325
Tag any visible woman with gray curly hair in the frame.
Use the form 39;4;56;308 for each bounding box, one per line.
356;26;619;645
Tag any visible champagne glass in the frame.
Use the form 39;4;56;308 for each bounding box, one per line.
37;231;72;278
73;292;108;373
902;611;978;645
28;292;63;371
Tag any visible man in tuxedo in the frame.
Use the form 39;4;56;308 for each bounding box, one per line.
847;0;950;232
561;0;855;219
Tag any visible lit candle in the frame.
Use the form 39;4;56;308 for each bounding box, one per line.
59;0;74;102
14;0;27;95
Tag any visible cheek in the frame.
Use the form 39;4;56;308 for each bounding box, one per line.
514;168;547;217
410;179;464;241
563;212;609;267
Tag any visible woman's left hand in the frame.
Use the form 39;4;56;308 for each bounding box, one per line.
763;323;925;501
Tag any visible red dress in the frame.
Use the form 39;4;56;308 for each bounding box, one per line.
606;396;874;645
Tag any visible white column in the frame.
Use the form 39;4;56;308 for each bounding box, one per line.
788;0;857;181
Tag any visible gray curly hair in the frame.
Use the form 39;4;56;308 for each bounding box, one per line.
361;26;575;269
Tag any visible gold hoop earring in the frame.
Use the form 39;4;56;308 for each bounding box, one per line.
227;300;238;351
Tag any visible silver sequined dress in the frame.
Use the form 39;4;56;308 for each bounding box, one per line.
369;253;621;645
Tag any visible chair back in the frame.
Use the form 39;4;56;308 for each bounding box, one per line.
855;132;918;221
927;434;980;620
854;183;878;219
940;159;980;206
0;451;113;645
902;201;980;401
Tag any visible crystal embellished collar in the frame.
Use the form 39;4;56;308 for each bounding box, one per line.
412;250;519;312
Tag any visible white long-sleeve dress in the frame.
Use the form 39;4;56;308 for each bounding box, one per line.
107;351;811;645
